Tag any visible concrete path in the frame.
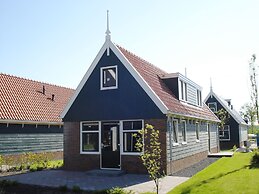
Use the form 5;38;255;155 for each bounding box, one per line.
0;170;189;194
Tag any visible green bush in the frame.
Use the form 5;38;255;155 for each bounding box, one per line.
58;185;68;192
72;185;81;193
232;145;237;152
251;151;259;165
107;187;133;194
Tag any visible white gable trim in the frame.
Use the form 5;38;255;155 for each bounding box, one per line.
204;91;244;125
61;41;110;118
61;40;168;118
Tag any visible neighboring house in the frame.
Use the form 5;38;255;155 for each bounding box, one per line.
0;73;74;154
61;26;220;175
204;89;248;150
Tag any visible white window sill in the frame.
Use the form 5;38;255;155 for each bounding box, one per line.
121;152;142;156
181;142;187;145
80;151;100;155
173;143;179;146
196;139;200;143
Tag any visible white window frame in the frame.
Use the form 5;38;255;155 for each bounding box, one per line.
180;120;187;144
80;121;101;154
100;65;118;90
208;102;217;113
219;125;230;141
172;119;179;146
195;122;200;142
179;80;187;102
197;90;202;106
121;119;144;155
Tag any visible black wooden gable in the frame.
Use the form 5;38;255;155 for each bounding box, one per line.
63;49;164;122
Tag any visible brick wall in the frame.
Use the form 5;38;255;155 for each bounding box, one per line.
167;150;208;174
63;122;100;171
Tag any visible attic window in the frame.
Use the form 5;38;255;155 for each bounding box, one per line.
100;66;118;90
208;102;217;112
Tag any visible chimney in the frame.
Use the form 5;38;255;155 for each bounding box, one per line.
225;99;231;107
51;94;55;101
42;85;45;95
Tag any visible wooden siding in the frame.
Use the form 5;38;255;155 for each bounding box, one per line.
187;84;197;105
167;121;218;161
0;133;63;154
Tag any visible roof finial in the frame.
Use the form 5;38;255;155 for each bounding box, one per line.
105;10;111;40
210;77;213;92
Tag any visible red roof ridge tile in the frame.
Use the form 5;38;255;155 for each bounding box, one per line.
0;72;75;91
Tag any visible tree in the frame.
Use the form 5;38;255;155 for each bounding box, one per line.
134;124;164;194
249;54;259;122
240;103;257;134
216;108;230;130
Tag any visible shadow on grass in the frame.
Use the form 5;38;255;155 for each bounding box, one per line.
179;165;250;194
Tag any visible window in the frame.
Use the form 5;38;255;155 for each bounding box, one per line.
100;66;118;90
195;122;200;142
179;120;187;143
122;120;143;153
208;102;217;113
219;125;230;141
81;122;100;153
172;119;179;145
179;80;187;101
197;90;202;106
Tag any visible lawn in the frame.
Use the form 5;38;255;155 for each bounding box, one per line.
168;152;259;194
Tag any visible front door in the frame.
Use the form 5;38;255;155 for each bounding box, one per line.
101;122;120;169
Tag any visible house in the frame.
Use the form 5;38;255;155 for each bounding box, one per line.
204;88;248;150
61;21;220;174
0;73;74;154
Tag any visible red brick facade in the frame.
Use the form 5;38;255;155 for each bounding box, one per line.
63;119;218;174
63;122;100;171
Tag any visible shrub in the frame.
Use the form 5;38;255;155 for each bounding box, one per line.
232;145;237;152
251;151;259;165
72;185;81;193
58;185;68;192
107;187;133;194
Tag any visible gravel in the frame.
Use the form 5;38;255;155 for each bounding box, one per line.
172;157;219;177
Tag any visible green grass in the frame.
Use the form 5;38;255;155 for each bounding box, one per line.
168;152;259;194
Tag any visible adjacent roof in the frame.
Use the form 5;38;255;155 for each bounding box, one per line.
0;73;74;123
117;46;219;122
204;90;247;125
61;38;219;122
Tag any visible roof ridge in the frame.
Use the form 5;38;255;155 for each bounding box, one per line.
0;72;75;91
115;44;167;74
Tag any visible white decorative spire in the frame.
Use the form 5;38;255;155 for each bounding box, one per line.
210;77;213;92
105;10;111;40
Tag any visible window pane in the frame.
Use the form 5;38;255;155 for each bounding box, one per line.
82;133;99;152
172;120;178;143
82;123;99;131
181;121;187;142
102;67;116;87
195;123;199;140
123;121;132;130
123;121;142;130
123;132;141;152
133;121;142;130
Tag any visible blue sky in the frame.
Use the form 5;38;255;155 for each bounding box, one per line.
1;0;259;110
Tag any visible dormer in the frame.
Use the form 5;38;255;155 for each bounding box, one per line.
160;72;203;107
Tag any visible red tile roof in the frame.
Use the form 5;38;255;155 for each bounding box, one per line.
0;73;74;123
117;46;219;122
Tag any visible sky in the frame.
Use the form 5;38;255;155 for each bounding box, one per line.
1;0;259;111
